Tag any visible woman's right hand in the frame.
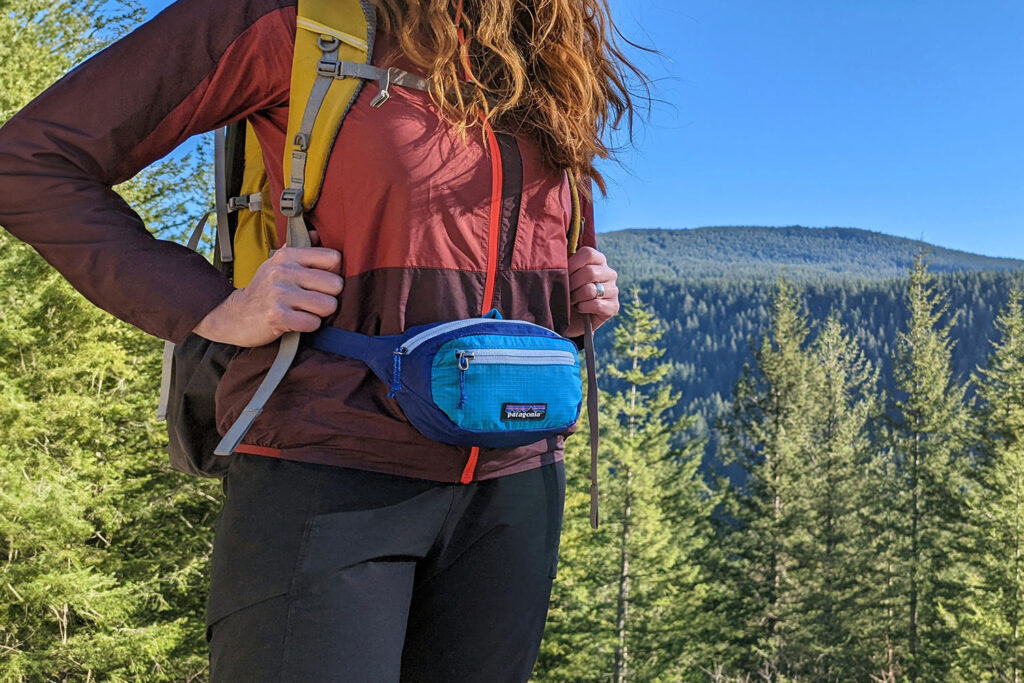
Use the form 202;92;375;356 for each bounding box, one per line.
193;246;343;347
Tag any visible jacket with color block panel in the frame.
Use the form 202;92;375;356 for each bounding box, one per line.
0;0;597;482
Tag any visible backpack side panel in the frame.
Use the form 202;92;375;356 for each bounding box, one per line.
232;121;277;288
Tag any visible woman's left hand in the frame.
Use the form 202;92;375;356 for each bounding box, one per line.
566;246;619;338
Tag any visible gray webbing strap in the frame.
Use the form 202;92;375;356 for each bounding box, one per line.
321;62;429;107
214;331;303;455
584;315;600;529
213;127;234;264
214;36;335;457
157;210;215;422
156;340;175;422
186;210;213;251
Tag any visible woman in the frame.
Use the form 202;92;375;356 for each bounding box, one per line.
0;0;644;679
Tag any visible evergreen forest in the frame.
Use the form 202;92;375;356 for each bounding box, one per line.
4;2;1024;681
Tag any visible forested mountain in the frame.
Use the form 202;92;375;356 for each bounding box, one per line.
600;226;1024;281
592;228;1024;462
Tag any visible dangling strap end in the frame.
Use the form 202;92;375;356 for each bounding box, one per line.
214;407;263;457
214;332;302;457
584;314;600;530
156;340;175;421
370;68;393;108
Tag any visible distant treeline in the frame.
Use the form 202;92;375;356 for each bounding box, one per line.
600;226;1024;282
537;260;1024;681
594;270;1024;465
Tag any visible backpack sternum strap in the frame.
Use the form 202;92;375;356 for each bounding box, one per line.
316;60;430;105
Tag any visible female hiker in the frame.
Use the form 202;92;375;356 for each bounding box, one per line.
0;0;644;679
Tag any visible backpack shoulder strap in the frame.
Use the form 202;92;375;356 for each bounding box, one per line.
215;0;377;456
282;0;375;227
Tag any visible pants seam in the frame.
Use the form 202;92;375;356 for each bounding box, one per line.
426;481;460;557
276;470;326;683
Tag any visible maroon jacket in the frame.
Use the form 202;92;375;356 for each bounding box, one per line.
0;0;596;482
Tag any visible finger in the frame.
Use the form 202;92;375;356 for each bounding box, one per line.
569;264;617;292
570;281;619;305
275;246;342;274
277;308;323;334
286;289;340;318
567;246;606;270
574;298;619;319
291;266;345;297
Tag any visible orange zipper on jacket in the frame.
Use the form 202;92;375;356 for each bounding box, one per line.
459;115;503;485
456;0;500;484
479;116;503;317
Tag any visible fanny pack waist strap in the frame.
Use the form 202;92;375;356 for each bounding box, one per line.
305;327;407;394
306;326;402;366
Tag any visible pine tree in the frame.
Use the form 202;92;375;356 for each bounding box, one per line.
714;279;826;677
536;292;712;682
885;255;972;680
712;282;885;680
960;290;1024;681
791;313;880;679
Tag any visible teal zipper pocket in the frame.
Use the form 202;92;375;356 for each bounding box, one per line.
433;338;582;433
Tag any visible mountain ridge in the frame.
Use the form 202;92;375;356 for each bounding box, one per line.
598;226;1024;282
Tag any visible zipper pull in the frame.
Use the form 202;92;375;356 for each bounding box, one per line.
388;348;405;399
456;351;474;409
371;67;394;108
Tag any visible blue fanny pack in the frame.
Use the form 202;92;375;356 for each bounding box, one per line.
306;310;583;449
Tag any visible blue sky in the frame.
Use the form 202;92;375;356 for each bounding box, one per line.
599;0;1024;258
143;0;1024;259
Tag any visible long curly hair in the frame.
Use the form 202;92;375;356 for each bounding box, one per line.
368;0;651;196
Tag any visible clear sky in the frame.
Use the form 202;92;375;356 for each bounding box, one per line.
141;0;1024;259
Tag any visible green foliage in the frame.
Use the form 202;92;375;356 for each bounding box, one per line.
0;1;219;679
0;0;143;121
958;291;1024;681
0;231;219;681
537;293;713;682
712;281;880;679
594;269;1024;464
7;1;1024;681
882;256;973;681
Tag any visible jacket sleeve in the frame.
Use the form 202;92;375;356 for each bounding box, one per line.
0;0;296;343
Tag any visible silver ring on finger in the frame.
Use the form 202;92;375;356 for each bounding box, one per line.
595;282;606;299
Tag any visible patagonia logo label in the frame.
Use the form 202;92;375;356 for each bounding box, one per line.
502;403;547;421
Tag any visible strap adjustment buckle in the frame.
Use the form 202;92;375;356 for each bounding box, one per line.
280;188;303;217
227;193;262;213
316;59;340;78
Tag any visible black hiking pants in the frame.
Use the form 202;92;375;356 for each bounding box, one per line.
205;453;565;682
